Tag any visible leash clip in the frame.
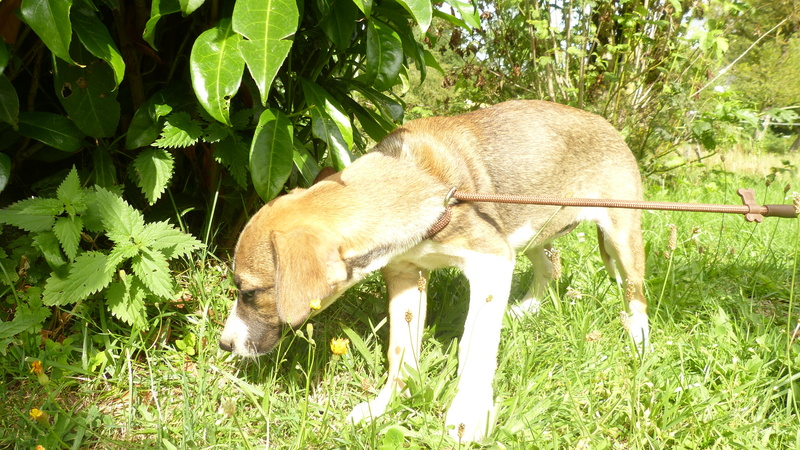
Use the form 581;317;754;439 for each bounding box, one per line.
444;187;457;207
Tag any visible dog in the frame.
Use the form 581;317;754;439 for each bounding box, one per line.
218;100;647;443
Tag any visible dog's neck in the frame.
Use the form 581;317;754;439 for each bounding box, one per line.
301;152;450;271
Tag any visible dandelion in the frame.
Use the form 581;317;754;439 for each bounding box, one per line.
309;299;321;310
30;360;49;385
330;337;350;356
35;446;46;450
30;408;50;426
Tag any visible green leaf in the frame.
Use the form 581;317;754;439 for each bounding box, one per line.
125;85;190;150
233;0;299;106
92;145;118;188
0;153;9;194
300;79;353;170
53;43;121;138
153;112;202;148
132;248;175;299
20;0;76;65
106;241;141;272
351;0;372;17
363;19;403;91
0;75;19;128
32;231;67;269
133;148;175;205
93;187;146;243
56;167;87;216
0;41;10;72
190;18;245;126
139;220;203;259
105;277;147;328
143;0;182;50
72;7;126;88
53;215;83;261
0;311;51;340
292;141;322;186
213;134;249;188
179;0;205;15
43;252;113;306
251;109;293;201
350;101;393;142
395;0;432;32
320;0;358;49
18;112;85;152
0;197;63;232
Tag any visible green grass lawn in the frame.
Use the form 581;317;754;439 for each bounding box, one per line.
3;164;799;449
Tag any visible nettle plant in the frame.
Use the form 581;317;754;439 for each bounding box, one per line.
0;168;203;335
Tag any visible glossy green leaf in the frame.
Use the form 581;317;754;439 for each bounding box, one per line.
0;41;10;72
53;44;121;138
447;0;481;29
143;0;182;50
250;109;293;201
18;112;85;152
72;7;126;88
233;0;299;106
320;0;358;49
395;0;432;32
363;19;403;91
300;79;353;170
351;0;372;17
190;18;245;126
0;153;10;194
0;75;18;127
20;0;76;65
179;0;205;15
292;141;322;186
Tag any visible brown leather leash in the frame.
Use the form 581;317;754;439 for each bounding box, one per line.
427;188;799;237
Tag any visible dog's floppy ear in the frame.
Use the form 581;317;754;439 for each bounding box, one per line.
271;229;347;327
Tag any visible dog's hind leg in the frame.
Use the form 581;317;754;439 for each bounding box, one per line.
509;244;553;317
445;252;514;443
348;262;428;424
596;211;648;350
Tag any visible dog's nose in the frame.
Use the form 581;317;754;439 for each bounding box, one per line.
219;339;233;352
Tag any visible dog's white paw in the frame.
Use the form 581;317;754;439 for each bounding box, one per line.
445;388;496;444
508;298;541;319
347;392;391;424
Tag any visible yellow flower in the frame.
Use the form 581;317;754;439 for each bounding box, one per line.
30;360;49;385
30;408;50;426
35;446;46;450
330;337;350;356
309;299;322;310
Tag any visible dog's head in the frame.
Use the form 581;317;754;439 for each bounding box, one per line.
219;195;349;356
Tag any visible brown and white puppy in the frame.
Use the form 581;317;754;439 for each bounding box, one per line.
219;100;647;443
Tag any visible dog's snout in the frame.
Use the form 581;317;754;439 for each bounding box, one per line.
219;339;233;352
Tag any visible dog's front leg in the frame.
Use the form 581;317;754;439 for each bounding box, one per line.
446;253;514;444
348;263;428;424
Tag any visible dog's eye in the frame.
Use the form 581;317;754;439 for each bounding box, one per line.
240;290;256;304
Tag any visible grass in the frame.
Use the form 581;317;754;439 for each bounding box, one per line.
2;161;799;449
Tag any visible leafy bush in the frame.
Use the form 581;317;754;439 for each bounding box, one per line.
0;168;202;344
